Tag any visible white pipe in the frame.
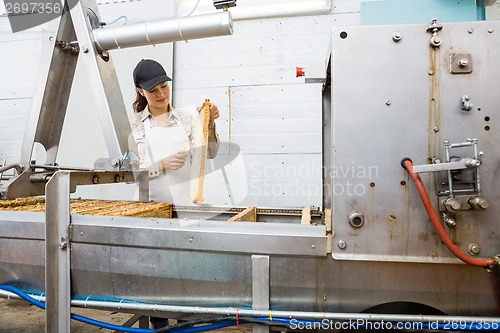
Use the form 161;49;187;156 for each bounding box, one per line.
92;11;233;51
230;0;332;21
1;290;500;325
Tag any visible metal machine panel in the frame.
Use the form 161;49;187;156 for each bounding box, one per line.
330;20;500;262
70;215;328;256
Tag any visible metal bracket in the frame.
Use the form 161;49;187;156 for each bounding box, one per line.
427;18;443;48
252;255;269;333
45;171;71;333
450;53;473;74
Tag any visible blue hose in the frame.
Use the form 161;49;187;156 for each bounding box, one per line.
102;15;128;26
2;285;498;332
0;285;242;332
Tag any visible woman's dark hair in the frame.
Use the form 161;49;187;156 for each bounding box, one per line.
133;91;148;113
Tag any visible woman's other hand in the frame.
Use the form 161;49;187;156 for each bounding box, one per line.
161;151;187;172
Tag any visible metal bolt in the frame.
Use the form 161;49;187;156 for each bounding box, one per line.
59;238;68;250
189;237;193;243
338;240;347;250
458;58;469;68
428;69;434;75
488;28;494;33
348;212;365;228
129;160;139;170
468;197;489;211
49;36;53;41
385;100;391;106
465;158;481;168
311;245;316;249
111;159;119;167
433;126;439;132
430;36;442;48
80;232;84;236
444;198;461;212
92;175;100;184
442;213;456;227
82;47;89;53
468;28;474;34
468;243;481;256
392;32;402;42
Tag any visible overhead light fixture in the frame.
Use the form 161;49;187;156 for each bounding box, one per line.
213;0;237;10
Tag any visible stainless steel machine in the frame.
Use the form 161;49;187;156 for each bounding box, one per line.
1;0;500;331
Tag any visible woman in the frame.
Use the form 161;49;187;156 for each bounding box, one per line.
130;59;220;204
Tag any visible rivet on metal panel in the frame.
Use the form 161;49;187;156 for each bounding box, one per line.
92;176;100;184
392;32;402;42
189;237;193;243
337;240;347;250
488;28;494;33
311;245;316;249
82;47;89;53
433;126;440;132
385;100;391;106
49;36;53;41
428;70;434;75
468;243;481;256
468;28;474;34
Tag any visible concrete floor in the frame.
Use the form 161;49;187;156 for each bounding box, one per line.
0;298;251;332
0;298;141;332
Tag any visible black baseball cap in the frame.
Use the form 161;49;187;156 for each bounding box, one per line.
133;59;171;91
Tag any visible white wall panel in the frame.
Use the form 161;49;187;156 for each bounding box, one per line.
0;99;30;164
0;16;42;167
173;12;335;207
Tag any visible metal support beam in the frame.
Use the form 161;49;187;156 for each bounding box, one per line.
252;255;269;333
20;3;78;167
113;314;150;332
45;171;71;333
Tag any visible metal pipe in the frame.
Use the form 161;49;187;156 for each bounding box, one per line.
92;12;233;51
1;290;499;325
0;163;24;175
231;0;331;21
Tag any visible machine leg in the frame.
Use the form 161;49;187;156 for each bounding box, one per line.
139;316;150;328
45;171;71;333
252;255;270;333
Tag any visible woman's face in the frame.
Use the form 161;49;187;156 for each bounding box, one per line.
139;81;170;111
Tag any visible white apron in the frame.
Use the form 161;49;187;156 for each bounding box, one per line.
143;116;191;204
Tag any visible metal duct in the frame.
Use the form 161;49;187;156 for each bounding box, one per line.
92;11;233;51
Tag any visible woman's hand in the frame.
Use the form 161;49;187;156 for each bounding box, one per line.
198;102;220;126
208;103;220;126
161;151;187;172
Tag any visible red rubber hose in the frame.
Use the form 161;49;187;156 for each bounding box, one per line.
404;159;496;267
